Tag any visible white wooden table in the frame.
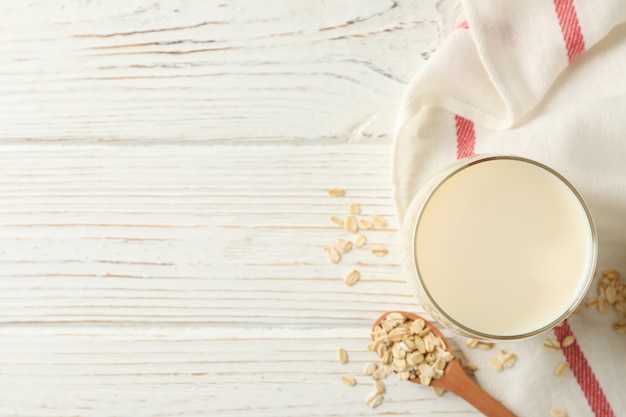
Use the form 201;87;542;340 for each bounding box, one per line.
0;1;480;415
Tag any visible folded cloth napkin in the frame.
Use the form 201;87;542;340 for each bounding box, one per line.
393;0;626;415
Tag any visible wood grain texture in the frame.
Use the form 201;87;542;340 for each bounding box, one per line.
0;326;475;417
0;144;410;325
0;0;443;143
0;1;481;415
0;144;478;416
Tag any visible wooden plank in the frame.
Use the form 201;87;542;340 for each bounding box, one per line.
0;0;441;143
0;325;477;417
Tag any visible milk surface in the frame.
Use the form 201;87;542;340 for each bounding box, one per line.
415;159;593;337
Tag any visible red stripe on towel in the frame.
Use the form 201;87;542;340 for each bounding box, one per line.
553;321;616;417
454;115;475;159
554;0;585;62
457;20;469;29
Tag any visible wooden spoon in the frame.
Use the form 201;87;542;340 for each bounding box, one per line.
373;311;517;417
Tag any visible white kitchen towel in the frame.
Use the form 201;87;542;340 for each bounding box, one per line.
392;0;626;416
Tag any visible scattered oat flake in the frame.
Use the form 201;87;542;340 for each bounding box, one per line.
386;312;407;322
613;321;626;334
363;362;378;376
369;395;383;408
341;375;356;386
432;386;445;397
590;269;626;333
488;357;503;372
343;269;360;286
598;298;609;314
371;366;387;381
329;215;344;227
328;188;345;197
372;215;387;227
465;338;479;348
354;235;366;248
477;341;494;350
606;286;617;304
561;335;575;348
372;245;388;257
337;348;348;364
348;202;361;214
498;350;517;369
555;362;569;377
335;238;352;254
374;380;385;394
365;391;382;408
359;218;373;229
550;407;567;417
543;338;560;352
324;246;341;264
344;215;358;233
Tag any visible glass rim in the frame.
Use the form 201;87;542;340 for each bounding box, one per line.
410;154;598;340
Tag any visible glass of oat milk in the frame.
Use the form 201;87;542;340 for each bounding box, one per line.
402;155;597;340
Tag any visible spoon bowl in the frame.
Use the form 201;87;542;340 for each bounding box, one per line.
373;311;517;417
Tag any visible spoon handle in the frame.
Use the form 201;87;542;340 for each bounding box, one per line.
432;361;518;417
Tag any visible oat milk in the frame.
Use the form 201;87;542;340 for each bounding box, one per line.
414;158;595;337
